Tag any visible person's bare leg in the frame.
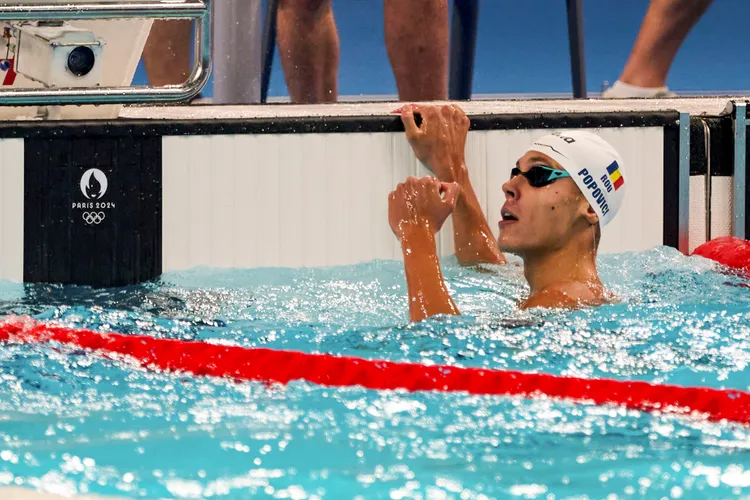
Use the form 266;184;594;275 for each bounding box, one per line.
277;0;339;103
384;0;449;102
142;20;192;86
618;0;713;88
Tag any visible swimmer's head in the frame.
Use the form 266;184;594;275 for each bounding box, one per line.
497;131;625;257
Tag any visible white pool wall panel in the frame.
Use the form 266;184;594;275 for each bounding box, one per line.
689;176;707;253
711;177;734;240
688;176;734;253
163;127;666;271
0;139;24;282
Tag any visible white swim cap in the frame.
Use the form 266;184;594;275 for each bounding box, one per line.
525;131;626;227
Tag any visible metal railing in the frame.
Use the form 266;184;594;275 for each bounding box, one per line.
0;0;212;106
260;0;278;104
565;0;586;99
0;1;207;20
448;0;479;100
734;102;747;239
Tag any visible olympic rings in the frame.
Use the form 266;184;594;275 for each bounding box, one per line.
82;212;106;225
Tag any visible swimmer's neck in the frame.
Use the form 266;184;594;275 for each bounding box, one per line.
522;243;601;296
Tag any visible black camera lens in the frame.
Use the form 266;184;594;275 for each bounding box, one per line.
66;46;96;77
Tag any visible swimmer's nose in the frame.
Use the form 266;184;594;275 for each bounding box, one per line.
502;176;520;201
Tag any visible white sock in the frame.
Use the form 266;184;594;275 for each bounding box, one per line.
604;80;671;98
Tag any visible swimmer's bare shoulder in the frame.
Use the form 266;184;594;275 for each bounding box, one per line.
521;281;617;310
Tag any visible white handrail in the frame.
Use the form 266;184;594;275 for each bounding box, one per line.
0;1;207;20
0;0;212;105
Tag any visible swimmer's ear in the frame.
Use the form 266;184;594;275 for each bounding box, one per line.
583;205;599;226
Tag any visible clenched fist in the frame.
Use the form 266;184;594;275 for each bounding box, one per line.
388;176;460;239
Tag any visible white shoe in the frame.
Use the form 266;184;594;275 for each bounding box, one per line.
601;80;677;99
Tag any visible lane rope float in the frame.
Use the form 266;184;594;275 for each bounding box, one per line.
1;316;747;424
693;236;750;275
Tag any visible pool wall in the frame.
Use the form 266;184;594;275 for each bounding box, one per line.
162;125;667;270
0;98;744;286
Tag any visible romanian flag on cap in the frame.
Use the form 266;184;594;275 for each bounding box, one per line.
607;161;624;190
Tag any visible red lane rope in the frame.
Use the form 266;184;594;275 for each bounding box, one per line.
693;236;750;275
1;317;748;425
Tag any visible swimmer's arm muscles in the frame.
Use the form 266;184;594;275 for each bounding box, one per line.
451;165;507;266
400;225;460;322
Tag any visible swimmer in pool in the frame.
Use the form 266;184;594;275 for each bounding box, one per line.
388;105;627;321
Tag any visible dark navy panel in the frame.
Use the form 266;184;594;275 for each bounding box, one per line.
690;116;734;177
24;135;161;287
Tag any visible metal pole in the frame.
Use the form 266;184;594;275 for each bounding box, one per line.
260;0;279;103
678;112;690;255
213;0;262;104
565;0;587;98
448;0;479;101
701;119;712;241
0;2;207;20
734;102;747;239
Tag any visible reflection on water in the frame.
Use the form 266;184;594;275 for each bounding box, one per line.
0;246;749;498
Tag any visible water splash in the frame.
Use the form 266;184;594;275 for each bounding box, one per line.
0;247;748;498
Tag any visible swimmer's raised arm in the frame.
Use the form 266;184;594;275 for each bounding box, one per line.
389;176;461;322
400;104;506;267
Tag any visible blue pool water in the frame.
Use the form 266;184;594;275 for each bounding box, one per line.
0;247;749;499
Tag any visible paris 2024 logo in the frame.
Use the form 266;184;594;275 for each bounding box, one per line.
80;168;108;200
73;168;115;225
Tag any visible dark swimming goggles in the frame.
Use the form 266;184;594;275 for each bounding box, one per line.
510;165;571;188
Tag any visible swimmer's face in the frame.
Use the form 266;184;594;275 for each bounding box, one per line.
497;151;595;257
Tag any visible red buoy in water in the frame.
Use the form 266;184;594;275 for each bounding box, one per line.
693;236;750;274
